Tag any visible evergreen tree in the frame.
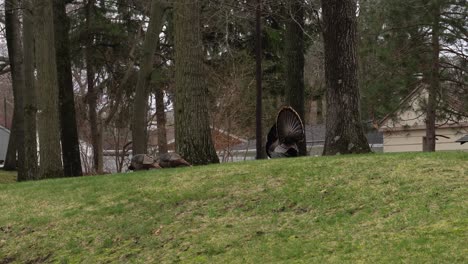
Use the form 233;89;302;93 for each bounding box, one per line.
174;0;219;165
321;0;371;155
85;0;103;173
22;0;39;180
285;0;307;156
4;0;26;177
34;0;64;178
54;0;83;175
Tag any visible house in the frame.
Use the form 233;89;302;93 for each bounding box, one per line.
378;85;468;152
0;125;10;163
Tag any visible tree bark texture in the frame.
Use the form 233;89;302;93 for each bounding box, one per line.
321;0;371;155
54;0;83;176
174;0;219;165
255;0;266;159
155;86;168;155
5;0;26;179
285;0;307;156
22;0;39;180
85;0;103;173
132;0;166;155
425;2;440;152
34;0;64;178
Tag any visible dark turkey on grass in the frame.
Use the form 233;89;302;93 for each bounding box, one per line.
266;106;305;158
128;153;191;171
128;154;161;171
157;153;191;168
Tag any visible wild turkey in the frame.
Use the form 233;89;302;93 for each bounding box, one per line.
128;153;191;171
157;153;191;168
128;154;161;171
266;106;305;158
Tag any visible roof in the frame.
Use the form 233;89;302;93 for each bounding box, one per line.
378;84;425;128
379;83;468;129
443;84;468;115
456;135;468;145
0;125;10;134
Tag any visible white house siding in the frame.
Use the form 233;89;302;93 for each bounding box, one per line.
0;125;10;161
380;86;468;153
383;127;468;152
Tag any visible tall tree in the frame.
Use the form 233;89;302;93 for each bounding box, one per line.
424;0;441;152
22;0;39;180
4;0;26;179
174;0;219;165
85;0;103;173
155;85;168;155
132;0;166;155
358;0;467;126
54;0;83;175
321;0;371;155
34;0;64;178
285;0;307;156
255;0;266;159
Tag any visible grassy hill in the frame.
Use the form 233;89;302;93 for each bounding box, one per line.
0;152;467;263
0;170;16;184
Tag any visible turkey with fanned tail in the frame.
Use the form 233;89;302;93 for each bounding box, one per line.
266;106;305;158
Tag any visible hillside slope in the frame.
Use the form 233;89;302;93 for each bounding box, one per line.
0;152;467;263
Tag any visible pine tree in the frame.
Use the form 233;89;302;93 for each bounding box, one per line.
34;0;64;178
54;0;83;175
5;0;26;179
174;0;219;165
22;0;39;180
285;0;307;156
85;0;103;173
321;0;371;155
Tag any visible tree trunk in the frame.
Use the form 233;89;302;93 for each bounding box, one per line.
255;0;266;159
54;0;83;176
22;0;39;180
285;0;307;156
132;0;166;155
321;0;371;155
85;0;103;174
155;86;168;155
34;0;64;178
425;2;440;152
174;0;219;165
5;0;26;179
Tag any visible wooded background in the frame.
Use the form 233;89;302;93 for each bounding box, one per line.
0;0;466;181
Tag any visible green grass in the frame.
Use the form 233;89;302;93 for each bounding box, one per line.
0;170;16;184
0;152;467;263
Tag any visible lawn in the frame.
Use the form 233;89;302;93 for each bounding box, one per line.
0;170;16;184
0;152;467;263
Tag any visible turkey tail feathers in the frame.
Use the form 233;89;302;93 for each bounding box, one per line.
266;124;278;158
276;106;304;144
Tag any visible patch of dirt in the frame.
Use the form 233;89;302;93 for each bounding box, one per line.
0;226;12;234
0;256;16;264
